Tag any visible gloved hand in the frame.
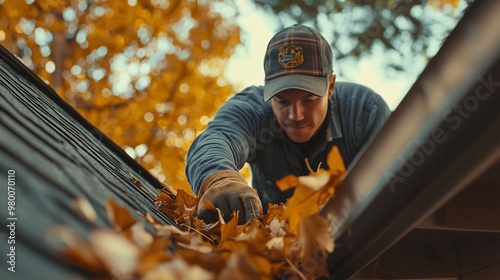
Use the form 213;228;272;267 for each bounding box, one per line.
196;170;263;225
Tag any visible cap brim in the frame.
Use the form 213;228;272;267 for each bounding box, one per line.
264;74;329;101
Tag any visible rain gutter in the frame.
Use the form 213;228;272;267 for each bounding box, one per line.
320;0;500;278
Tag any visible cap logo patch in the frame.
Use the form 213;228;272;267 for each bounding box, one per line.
278;46;304;68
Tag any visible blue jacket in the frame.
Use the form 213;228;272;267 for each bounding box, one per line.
186;82;391;210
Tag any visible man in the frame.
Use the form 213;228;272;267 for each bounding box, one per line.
186;24;391;225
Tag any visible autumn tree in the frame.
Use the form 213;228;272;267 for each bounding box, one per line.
0;0;240;194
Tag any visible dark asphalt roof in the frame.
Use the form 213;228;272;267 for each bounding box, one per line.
0;46;175;279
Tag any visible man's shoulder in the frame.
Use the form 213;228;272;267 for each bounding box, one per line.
335;82;378;98
334;82;381;102
216;85;271;119
233;85;266;102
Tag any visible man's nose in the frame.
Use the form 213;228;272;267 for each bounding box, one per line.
288;104;304;121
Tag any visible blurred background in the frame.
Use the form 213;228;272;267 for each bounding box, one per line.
0;0;470;194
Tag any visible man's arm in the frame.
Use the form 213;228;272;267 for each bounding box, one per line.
185;86;265;223
186;86;264;193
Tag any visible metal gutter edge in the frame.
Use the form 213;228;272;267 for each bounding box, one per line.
320;0;500;278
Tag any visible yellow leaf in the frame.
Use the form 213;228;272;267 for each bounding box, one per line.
276;174;298;192
428;0;460;10
298;215;334;259
326;146;346;175
297;172;330;191
276;146;346;234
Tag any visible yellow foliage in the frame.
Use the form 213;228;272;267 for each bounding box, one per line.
0;0;241;194
427;0;461;11
276;146;346;234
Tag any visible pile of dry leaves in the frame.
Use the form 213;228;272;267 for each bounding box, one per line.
51;147;345;279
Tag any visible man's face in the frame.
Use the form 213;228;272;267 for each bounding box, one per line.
271;76;335;143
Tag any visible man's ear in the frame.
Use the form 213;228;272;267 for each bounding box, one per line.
328;74;336;98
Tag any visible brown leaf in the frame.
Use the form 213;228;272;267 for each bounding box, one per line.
141;259;214;280
131;176;143;188
176;189;198;209
220;212;243;243
90;230;141;278
176;242;213;254
145;212;160;225
47;226;108;274
153;224;190;243
129;221;154;248
219;252;273;280
179;247;229;274
105;199;137;232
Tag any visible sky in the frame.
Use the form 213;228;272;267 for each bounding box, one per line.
223;0;462;111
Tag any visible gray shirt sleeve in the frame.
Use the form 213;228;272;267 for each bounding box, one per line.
185;86;265;194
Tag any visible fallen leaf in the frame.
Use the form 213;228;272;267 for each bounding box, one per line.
142;258;214;280
268;218;286;237
72;197;97;222
297;171;331;191
47;226;108;275
298;215;334;259
90;230;141;278
131;176;143;188
175;189;198;209
276;146;346;234
105;199;137;232
219;251;273;280
266;236;284;251
130;221;154;248
220;212;243;243
326;146;346;175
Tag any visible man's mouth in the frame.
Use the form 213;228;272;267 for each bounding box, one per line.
286;121;308;129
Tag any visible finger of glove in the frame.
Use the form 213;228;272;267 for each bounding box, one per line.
197;188;234;224
223;196;246;224
215;199;236;223
197;207;219;224
197;201;219;224
242;194;262;224
205;194;236;223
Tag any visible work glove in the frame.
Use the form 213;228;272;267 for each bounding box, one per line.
196;170;263;225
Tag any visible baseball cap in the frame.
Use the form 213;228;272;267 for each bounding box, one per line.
263;24;333;101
